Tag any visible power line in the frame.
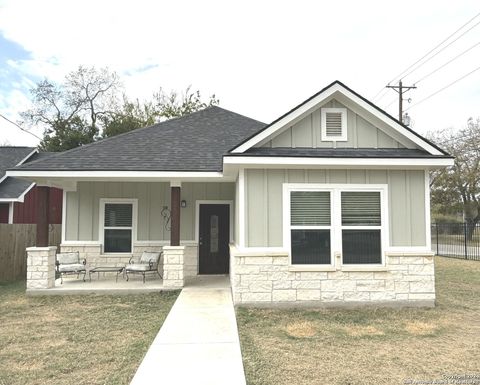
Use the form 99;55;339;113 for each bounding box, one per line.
371;11;480;101
0;114;42;140
400;18;480;81
387;11;480;84
384;98;398;109
405;65;480;112
414;40;480;84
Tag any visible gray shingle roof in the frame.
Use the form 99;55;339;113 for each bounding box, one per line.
0;147;37;199
0;147;35;179
17;106;266;172
239;147;452;158
0;177;32;199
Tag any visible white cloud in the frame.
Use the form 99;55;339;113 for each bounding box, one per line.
0;0;479;144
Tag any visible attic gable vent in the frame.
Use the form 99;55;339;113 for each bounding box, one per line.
321;107;347;141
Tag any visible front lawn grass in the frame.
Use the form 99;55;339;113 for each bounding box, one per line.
0;283;178;385
237;256;480;385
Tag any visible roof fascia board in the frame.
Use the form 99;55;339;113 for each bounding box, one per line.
231;85;339;153
231;82;443;155
337;86;442;155
15;182;36;202
223;156;454;168
254;94;337;148
331;94;416;150
6;170;227;180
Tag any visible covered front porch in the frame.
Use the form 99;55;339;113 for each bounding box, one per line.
26;274;230;295
24;177;236;293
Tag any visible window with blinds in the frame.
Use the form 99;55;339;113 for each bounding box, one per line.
341;191;382;264
291;191;330;226
105;204;133;227
104;203;133;253
290;191;332;265
341;192;381;226
287;187;385;266
321;107;347;141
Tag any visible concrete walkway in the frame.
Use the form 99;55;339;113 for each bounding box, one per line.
130;276;246;385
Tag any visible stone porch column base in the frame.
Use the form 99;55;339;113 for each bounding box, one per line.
26;246;57;290
163;246;185;288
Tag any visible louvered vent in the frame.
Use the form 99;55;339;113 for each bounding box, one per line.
325;112;343;137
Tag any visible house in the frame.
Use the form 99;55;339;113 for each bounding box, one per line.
0;147;62;224
8;81;453;305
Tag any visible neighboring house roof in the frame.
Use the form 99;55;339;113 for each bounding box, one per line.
0;177;33;200
0;147;36;180
15;106;266;172
0;147;40;200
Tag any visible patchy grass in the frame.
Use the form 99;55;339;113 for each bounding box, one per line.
0;283;178;385
237;257;480;385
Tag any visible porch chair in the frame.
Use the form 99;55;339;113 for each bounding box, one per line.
125;251;162;283
55;251;87;284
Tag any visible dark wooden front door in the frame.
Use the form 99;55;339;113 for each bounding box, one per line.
199;204;230;274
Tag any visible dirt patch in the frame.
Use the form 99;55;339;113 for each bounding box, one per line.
285;321;317;338
404;320;439;336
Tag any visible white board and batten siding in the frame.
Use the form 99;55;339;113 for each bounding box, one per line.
260;99;415;149
245;169;427;248
65;181;235;243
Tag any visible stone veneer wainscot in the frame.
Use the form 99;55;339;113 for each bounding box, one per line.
229;245;435;306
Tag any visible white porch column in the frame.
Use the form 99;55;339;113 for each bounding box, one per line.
163;246;185;288
26;246;57;290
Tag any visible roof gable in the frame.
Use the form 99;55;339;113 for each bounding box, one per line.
230;81;446;156
258;98;414;150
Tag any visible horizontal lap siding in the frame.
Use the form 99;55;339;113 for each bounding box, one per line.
245;169;426;248
65;182;235;242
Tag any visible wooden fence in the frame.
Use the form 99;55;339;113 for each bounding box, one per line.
0;224;61;281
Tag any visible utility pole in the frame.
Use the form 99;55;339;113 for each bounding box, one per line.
386;80;416;123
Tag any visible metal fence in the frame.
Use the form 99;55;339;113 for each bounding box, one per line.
431;223;480;261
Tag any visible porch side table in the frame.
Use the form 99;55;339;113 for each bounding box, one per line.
89;266;124;282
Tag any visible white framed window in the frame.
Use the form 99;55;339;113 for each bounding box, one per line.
99;198;138;253
289;190;333;266
321;107;347;141
283;184;388;268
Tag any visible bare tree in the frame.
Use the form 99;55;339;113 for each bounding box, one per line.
21;66;121;151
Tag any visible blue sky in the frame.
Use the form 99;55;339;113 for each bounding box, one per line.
0;0;479;146
0;35;36;130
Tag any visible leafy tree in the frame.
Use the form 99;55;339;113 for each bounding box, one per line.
21;66;121;151
153;86;219;120
102;86;219;138
102;97;157;138
428;117;480;238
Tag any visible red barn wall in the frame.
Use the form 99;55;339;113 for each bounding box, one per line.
0;203;9;223
13;186;62;224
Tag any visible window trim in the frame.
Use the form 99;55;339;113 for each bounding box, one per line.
99;198;138;254
321;107;347;142
283;184;389;270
